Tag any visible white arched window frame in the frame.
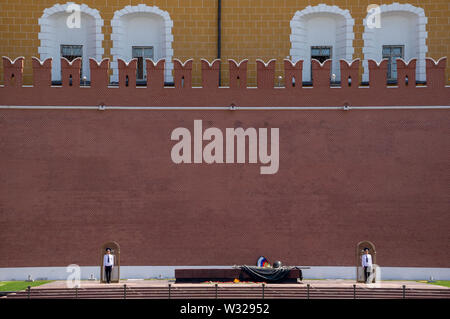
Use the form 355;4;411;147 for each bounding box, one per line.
289;4;355;82
38;2;104;82
110;4;174;83
362;3;428;82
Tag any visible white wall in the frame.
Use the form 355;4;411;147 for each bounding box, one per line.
290;5;354;84
370;12;418;66
362;4;428;82
120;13;164;62
47;12;96;81
110;6;174;83
1;266;449;281
303;13;346;81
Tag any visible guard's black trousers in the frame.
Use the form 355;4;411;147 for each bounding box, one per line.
364;266;371;283
105;266;112;283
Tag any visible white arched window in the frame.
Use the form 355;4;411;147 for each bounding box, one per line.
362;3;428;82
38;2;104;82
290;4;355;82
110;5;174;83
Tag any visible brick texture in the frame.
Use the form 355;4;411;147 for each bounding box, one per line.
0;109;448;268
0;0;449;85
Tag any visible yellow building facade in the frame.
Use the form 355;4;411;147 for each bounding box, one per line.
0;0;449;85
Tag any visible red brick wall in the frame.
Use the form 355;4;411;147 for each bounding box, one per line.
0;109;448;268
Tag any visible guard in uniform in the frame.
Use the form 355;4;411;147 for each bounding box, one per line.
104;248;114;283
361;248;373;284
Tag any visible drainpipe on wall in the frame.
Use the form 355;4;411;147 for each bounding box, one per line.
218;0;222;86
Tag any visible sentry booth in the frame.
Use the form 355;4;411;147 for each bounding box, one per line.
356;241;377;283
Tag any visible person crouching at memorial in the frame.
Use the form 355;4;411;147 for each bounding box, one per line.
104;248;114;284
362;248;373;284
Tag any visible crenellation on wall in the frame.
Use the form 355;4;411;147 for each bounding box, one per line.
256;59;276;89
61;57;82;87
117;58;137;88
201;58;220;89
425;57;447;89
283;59;303;90
31;56;52;87
2;56;24;88
0;56;449;110
340;59;360;89
89;58;109;88
229;59;248;89
146;58;166;89
368;59;389;90
173;58;193;89
396;59;417;89
1;56;449;93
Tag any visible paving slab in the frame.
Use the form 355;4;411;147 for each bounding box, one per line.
36;279;448;290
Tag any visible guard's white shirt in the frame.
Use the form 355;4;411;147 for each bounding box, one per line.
104;254;114;267
362;254;372;267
